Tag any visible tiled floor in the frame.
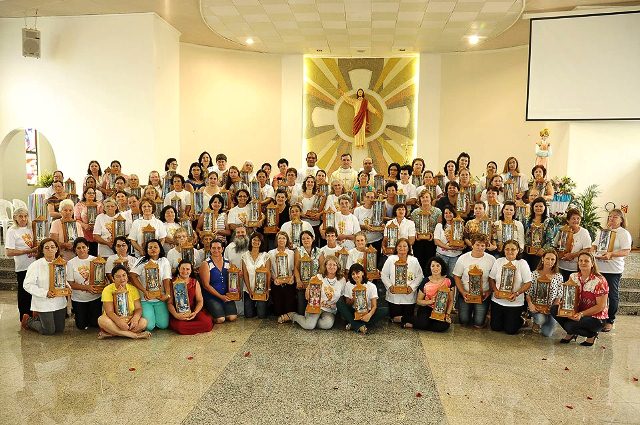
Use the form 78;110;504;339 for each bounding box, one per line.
1;290;639;425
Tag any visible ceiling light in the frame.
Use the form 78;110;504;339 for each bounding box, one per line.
467;35;480;45
316;49;323;52
399;48;406;52
246;37;254;45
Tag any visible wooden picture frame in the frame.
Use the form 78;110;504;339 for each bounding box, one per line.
275;251;290;280
504;179;516;202
112;257;130;272
430;287;450;321
435;172;445;192
264;203;279;234
531;274;551;314
64;178;76;195
299;253;313;286
495;261;517;299
415;209;433;240
373;174;385;194
113;286;131;320
396;189;407;205
130;186;142;199
455;192;468;216
219;189;230;211
558;279;579;318
515;200;528;223
390;259;411;294
467;265;483;304
142;223;156;247
252;266;269;301
154;200;164;219
49;256;70;297
180;218;194;238
317;183;330;196
352;282;369;320
249;178;260;201
497;220;515;251
85;202;98;225
61;219;78;243
144;261;162;299
596;228;617;256
306;275;322;314
423;179;437;202
323;206;336;230
370;196;385;231
193;191;204;216
172;279;191;314
202;208;214;232
227;263;242;301
487;200;500;222
291;218;303;247
113;214;127;238
555;225;574;256
478;215;493;238
180;244;194;265
170;196;183;218
365;245;380;280
448;216;465;249
337;246;349;271
162;175;173;198
32;215;48;245
411;174;423;188
90;256;107;288
527;222;544;255
247;200;261;227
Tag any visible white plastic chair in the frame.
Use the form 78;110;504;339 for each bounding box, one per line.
12;199;28;212
0;199;14;256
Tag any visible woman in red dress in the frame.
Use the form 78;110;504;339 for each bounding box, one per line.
168;260;213;335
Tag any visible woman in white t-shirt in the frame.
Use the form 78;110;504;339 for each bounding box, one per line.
280;204;314;249
488;240;532;335
93;198;119;258
66;238;102;330
382;203;416;256
336;263;383;334
163;174;192;218
557;208;592;280
593;209;633;332
493;201;525;253
381;239;424;323
434;205;463;275
105;236;137;282
128;199;168;256
334;194;362;250
159;205;182;253
453;234;496;328
5;208;37;320
166;228;204;272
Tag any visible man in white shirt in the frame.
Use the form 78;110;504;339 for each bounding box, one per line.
396;165;418;207
359;157;377;181
330;153;358;192
354;190;384;248
297;151;320;184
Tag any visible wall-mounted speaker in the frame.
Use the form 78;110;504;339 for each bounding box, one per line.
22;28;40;58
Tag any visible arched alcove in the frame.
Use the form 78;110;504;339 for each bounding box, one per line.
0;129;57;202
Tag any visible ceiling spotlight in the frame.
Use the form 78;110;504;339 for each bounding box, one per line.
316;49;323;52
246;37;254;45
467;35;480;45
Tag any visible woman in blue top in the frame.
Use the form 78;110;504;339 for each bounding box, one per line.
199;240;238;324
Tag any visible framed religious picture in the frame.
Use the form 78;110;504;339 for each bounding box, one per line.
113;286;130;320
455;192;468;216
180;244;194;265
291;218;303;247
370;196;385;231
64;178;76;195
310;193;325;215
61;219;79;243
337;246;349;271
430;287;450;321
227;263;242;301
423;179;437;202
512;173;523;196
299;253;313;286
531;274;551;314
202;208;214;232
144;261;162;299
487;199;500;222
352;282;369;320
69;193;79;205
162;175;173;198
112;257;130;273
247;200;261;228
85;202;98;226
240;171;250;185
396;189;407;205
495;261;517;299
411;174;423;188
193;191;204;216
32;216;48;245
89;256;107;289
130;186;142;199
364;245;380;280
114;214;127;238
385;221;399;253
558;278;579;318
435;172;445;192
323;207;336;230
142;224;156;247
461;185;476;204
555;224;574;256
249;177;260;201
415;210;432;240
172;279;191;315
373;174;385;194
498;220;515;251
275;251;290;281
180;218;194;238
595;228;617;257
515;200;528;223
478;215;493;238
467;265;483;304
527;222;544;255
264;203;279;234
317;183;330;196
219;188;230;211
49;256;70;297
306;275;322;314
171;196;183;218
252;266;269;301
390;259;411;294
154;200;163;219
504;179;516;202
448;216;465;249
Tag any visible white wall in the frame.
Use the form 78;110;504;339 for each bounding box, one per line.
0;13;180;196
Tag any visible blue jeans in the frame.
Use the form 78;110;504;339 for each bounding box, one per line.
601;272;621;324
532;312;556;337
458;296;490;327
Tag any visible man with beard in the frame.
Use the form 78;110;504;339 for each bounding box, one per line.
224;225;249;315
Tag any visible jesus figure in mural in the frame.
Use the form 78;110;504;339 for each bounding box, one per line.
340;88;382;148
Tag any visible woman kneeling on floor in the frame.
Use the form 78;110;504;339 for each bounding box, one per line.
336;263;384;334
401;256;453;332
168;260;213;335
98;265;150;339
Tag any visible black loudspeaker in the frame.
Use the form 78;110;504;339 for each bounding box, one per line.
22;28;40;58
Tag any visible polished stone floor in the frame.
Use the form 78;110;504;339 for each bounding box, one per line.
1;290;639;425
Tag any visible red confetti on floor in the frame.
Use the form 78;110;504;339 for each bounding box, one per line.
129;367;136;372
244;351;251;357
416;392;422;398
565;405;574;409
633;377;638;382
586;396;593;400
187;356;194;360
564;367;570;371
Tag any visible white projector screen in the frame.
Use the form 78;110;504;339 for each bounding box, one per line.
527;11;640;120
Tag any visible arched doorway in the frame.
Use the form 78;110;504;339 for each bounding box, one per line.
0;129;57;203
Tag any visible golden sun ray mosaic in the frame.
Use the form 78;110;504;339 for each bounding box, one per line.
303;56;419;175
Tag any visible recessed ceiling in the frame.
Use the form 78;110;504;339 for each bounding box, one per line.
200;0;524;55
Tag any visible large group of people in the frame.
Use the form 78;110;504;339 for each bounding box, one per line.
6;151;632;346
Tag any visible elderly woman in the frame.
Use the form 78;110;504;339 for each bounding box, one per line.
557;208;592;281
333;194;362;250
593;208;632;332
128;199;167;256
98;264;150;339
21;239;68;335
49;199;84;261
552;252;609;346
6;208;37;320
530;165;554;202
46;180;68;219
